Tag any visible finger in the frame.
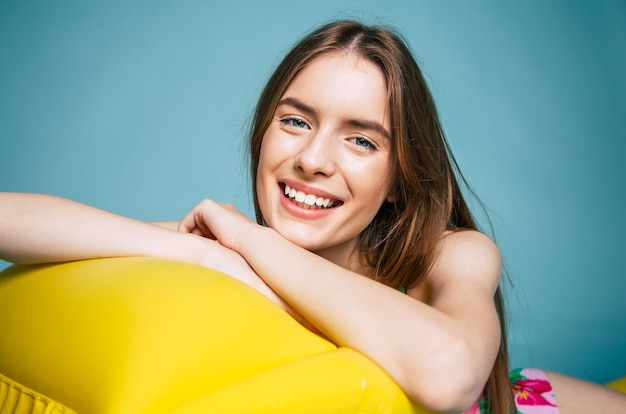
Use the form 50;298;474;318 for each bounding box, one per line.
177;213;195;233
178;208;206;234
190;227;206;237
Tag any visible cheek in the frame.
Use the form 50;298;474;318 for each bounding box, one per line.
347;156;395;204
256;148;270;201
256;133;273;178
256;136;279;216
365;182;393;215
257;131;281;171
256;129;296;188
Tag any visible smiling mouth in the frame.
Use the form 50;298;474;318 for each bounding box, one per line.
282;183;342;210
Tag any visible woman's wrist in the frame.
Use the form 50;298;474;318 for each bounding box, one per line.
237;225;276;261
137;226;205;265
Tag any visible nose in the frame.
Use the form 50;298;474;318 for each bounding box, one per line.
294;130;336;177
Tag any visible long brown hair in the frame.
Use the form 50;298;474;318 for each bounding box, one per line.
248;20;514;414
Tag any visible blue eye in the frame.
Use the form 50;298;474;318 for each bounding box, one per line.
280;117;309;129
351;136;377;151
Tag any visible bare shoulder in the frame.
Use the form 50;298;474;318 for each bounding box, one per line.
427;230;502;295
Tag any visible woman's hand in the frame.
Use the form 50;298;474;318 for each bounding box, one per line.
178;199;258;253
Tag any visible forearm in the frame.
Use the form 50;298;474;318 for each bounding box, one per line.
0;193;312;327
0;192;201;265
176;199;497;409
151;221;180;230
238;227;483;410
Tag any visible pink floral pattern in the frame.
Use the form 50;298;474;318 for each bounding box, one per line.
512;369;557;407
465;368;559;414
464;401;482;414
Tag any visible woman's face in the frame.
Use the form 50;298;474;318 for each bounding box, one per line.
256;51;396;264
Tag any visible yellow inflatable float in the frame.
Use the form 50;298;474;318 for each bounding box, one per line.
0;257;431;414
1;258;624;413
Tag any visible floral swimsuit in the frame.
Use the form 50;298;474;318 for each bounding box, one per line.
466;368;559;414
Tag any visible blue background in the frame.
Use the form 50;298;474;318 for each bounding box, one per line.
1;1;624;384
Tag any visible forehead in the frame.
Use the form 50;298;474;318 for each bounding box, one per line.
281;51;390;130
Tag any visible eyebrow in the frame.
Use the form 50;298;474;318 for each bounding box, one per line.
277;97;391;140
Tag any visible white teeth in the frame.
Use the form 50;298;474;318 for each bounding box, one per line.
304;194;317;205
284;184;334;209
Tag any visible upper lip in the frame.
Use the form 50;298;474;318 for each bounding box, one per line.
280;178;342;202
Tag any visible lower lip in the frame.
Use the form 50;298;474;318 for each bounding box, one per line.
279;190;337;219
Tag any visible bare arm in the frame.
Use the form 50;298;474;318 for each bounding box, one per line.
0;192;310;325
0;192;203;265
243;227;500;412
180;200;502;412
151;221;180;230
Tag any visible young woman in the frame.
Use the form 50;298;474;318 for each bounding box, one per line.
1;20;624;414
